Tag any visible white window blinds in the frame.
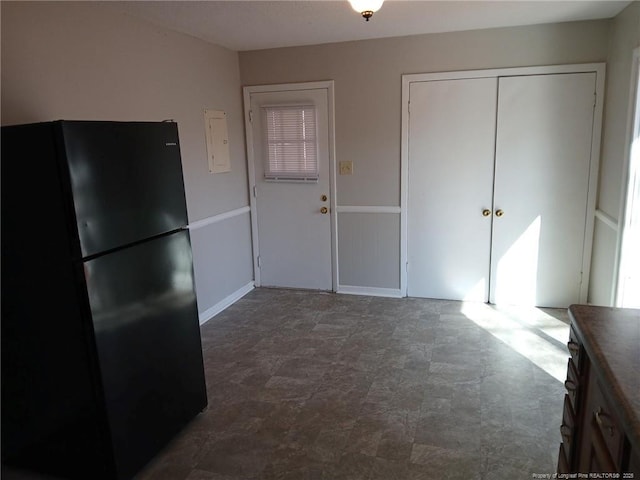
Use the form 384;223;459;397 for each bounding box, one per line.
263;105;318;181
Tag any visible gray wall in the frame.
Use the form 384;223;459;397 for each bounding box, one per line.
240;21;610;291
589;1;640;306
1;2;254;319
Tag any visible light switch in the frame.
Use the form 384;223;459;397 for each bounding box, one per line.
339;161;353;175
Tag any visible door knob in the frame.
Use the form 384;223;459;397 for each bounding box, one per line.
495;209;504;217
482;209;491;217
320;207;328;214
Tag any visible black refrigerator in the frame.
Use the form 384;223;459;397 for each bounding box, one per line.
1;121;208;480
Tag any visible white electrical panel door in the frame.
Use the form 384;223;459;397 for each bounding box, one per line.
204;110;231;173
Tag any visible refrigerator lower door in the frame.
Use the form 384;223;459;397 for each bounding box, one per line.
83;229;207;480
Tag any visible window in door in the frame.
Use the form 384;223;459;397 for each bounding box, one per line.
262;105;318;182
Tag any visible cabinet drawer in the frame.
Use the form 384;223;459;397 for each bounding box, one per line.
568;326;582;373
558;442;570;473
590;385;624;466
561;394;576;460
564;358;580;411
587;415;618;473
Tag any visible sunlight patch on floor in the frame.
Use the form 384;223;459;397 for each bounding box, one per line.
461;301;569;382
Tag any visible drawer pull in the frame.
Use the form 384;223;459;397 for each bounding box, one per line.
567;341;580;356
595;407;615;437
564;379;578;392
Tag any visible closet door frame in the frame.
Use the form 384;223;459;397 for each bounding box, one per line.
400;63;606;300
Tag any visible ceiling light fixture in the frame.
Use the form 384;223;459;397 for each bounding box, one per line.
348;0;384;22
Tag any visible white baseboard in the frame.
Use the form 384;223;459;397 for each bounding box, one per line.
337;285;403;298
198;281;255;325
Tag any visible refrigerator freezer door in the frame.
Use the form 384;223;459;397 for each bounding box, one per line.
83;229;207;480
60;121;189;258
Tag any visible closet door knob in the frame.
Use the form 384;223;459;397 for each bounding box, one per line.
482;209;491;217
495;209;504;217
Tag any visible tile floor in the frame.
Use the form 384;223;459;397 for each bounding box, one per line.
3;288;571;480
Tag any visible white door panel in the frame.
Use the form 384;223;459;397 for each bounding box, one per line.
490;73;596;307
249;88;332;290
407;78;498;300
406;71;597;307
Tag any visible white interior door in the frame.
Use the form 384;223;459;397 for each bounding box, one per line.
490;73;596;307
407;77;498;301
247;86;333;290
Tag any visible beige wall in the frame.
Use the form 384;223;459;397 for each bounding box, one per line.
598;1;640;218
240;21;609;207
1;2;254;317
240;21;610;291
3;1;631;300
1;1;248;220
589;1;640;305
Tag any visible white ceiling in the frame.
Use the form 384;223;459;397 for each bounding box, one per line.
112;0;631;52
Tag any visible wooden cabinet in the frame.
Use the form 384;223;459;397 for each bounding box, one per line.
560;393;577;471
627;452;640;476
578;369;624;473
558;325;585;473
558;305;640;477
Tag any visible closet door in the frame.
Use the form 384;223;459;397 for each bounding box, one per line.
490;73;596;307
407;78;497;301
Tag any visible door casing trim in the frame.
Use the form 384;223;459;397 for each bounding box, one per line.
614;47;640;306
243;81;338;291
401;63;605;301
